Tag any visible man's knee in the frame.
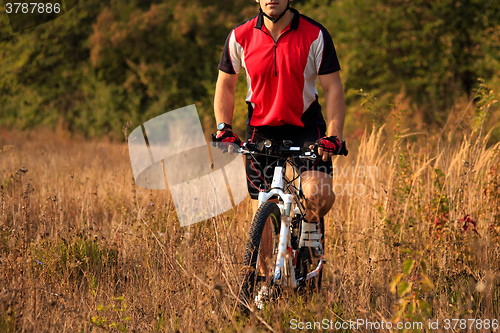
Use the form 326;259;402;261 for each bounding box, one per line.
306;191;335;217
301;171;335;217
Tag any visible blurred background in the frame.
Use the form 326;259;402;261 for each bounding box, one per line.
1;0;499;141
1;2;500;331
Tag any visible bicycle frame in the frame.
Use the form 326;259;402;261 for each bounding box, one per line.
256;158;324;290
234;140;328;310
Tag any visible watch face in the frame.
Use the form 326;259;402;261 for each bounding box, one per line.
217;123;225;130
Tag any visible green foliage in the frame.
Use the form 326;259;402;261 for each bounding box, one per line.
0;0;254;139
334;0;500;123
296;0;500;126
0;0;111;133
428;168;450;235
32;235;118;280
390;249;434;330
1;0;499;137
91;296;130;332
472;79;498;134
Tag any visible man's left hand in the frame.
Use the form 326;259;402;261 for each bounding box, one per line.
311;136;348;161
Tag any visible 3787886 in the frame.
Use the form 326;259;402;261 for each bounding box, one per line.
5;2;61;14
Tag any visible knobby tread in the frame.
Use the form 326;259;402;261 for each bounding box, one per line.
239;201;281;307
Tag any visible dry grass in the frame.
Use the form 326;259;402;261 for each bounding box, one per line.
1;112;499;332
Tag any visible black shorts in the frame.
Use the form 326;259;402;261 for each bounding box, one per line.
245;124;334;200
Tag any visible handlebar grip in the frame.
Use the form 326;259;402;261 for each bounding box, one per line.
339;141;348;156
313;144;320;156
312;141;349;156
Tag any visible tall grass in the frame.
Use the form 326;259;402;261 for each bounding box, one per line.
0;98;499;332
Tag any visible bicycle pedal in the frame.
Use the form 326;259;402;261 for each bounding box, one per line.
300;245;323;258
310;243;324;258
312;248;323;258
256;275;267;282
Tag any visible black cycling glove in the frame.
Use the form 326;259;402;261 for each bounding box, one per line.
314;136;348;156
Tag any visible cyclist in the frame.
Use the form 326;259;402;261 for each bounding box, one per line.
213;0;347;253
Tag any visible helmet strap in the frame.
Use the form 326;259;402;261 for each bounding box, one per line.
259;1;290;24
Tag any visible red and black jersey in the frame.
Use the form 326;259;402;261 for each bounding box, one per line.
218;8;341;128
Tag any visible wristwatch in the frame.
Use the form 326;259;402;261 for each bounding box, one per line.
217;122;232;131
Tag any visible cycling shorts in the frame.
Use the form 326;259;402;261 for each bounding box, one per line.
245;124;334;200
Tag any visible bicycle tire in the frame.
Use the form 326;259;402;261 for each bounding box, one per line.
296;217;324;293
239;201;281;310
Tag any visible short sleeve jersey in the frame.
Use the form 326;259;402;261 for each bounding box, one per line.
218;8;341;128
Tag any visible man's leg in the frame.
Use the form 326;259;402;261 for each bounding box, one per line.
301;170;335;222
299;170;334;253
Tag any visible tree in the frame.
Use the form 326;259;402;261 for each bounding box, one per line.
323;0;500;123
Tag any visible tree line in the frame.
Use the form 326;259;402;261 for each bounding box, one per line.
1;0;498;139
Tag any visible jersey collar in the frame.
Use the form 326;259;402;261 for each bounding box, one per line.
255;7;300;31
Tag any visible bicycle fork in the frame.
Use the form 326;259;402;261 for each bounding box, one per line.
274;212;299;288
258;165;298;288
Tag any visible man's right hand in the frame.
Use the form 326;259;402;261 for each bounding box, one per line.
211;130;242;152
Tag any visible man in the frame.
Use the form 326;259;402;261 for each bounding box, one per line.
213;0;347;252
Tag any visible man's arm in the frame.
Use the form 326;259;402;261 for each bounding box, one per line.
214;70;239;130
316;71;346;160
319;71;345;140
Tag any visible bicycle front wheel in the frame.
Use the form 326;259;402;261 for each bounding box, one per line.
239;201;281;310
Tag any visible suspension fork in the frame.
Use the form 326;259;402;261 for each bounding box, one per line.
258;162;298;288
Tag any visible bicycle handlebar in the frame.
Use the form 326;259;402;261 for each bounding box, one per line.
238;140;319;160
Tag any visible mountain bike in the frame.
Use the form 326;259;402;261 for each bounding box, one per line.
237;139;333;310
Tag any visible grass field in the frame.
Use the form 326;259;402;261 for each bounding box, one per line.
1;107;499;332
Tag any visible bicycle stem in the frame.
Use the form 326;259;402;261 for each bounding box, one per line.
270;165;284;190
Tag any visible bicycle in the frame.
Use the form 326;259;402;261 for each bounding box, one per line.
235;138;345;310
